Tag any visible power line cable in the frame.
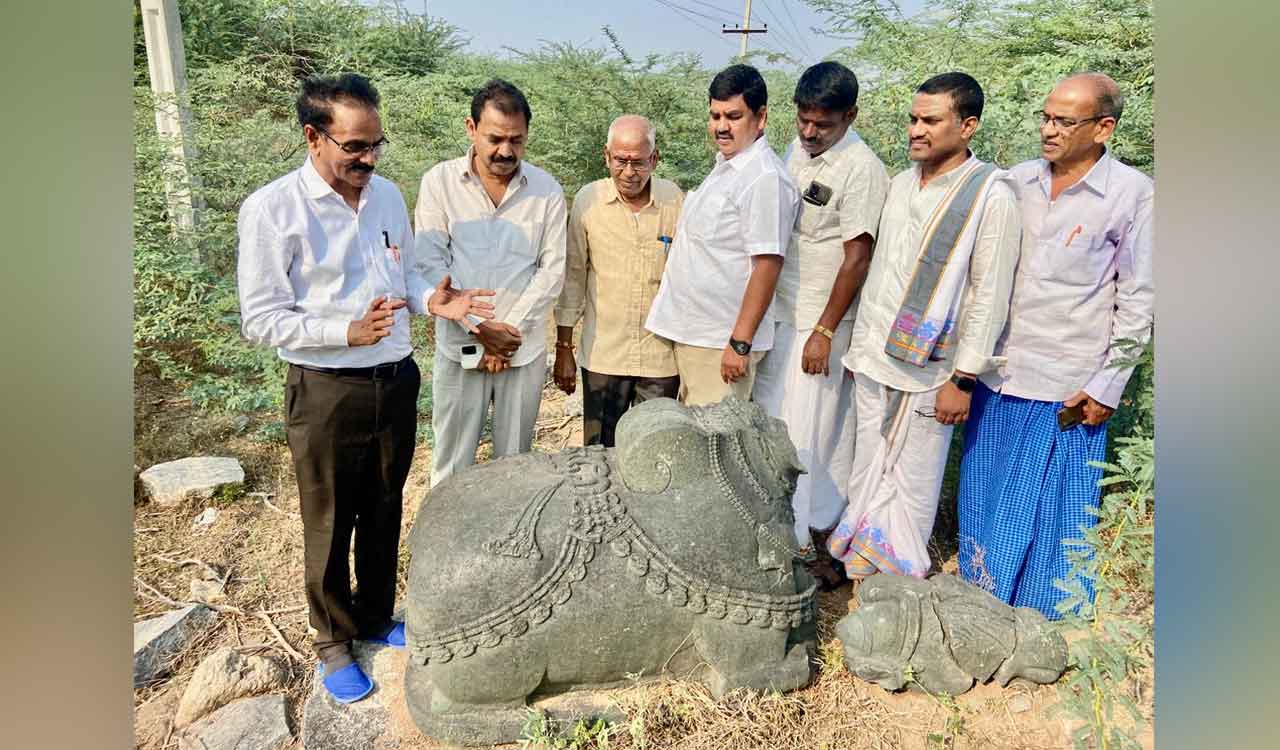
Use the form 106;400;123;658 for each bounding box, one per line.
680;0;741;23
755;0;812;61
778;0;817;59
651;0;738;49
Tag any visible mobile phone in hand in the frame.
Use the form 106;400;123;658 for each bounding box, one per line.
1057;402;1085;431
460;343;483;370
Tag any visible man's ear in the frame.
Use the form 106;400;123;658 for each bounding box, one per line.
847;105;859;124
303;124;321;151
465;116;477;139
756;105;769;134
961;115;981;139
1094;116;1117;144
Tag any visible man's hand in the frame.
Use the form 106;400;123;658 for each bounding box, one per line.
721;345;749;384
479;352;510;374
347;295;406;346
427;274;496;333
934;380;972;425
475;321;522;359
1063;391;1115;426
553;347;577;394
801;331;832;376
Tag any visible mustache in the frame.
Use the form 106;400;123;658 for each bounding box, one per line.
349;162;375;173
491;155;517;164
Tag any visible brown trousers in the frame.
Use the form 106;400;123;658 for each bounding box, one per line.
581;367;680;447
284;357;420;666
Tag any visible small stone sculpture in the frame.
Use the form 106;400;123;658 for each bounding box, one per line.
836;573;1068;696
403;397;819;745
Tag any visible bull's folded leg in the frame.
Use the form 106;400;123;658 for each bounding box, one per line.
405;658;541;745
695;623;814;698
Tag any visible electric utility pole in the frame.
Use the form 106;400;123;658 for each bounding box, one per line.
140;0;201;235
721;0;767;58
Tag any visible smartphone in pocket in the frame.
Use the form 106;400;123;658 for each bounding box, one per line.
1057;402;1085;431
460;343;483;370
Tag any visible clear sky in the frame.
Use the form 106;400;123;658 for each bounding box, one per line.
413;0;926;70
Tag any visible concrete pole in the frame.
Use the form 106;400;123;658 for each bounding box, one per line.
140;0;200;233
740;0;754;58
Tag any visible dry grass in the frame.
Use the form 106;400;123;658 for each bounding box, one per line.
133;366;1149;750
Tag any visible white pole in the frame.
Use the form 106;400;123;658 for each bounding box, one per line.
140;0;200;234
740;0;754;58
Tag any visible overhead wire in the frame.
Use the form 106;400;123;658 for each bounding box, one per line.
754;0;813;62
651;0;739;48
778;0;817;60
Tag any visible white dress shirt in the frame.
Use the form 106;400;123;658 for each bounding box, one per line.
237;157;417;368
843;154;1022;393
981;150;1154;408
645;135;800;352
412;149;568;367
776;129;890;330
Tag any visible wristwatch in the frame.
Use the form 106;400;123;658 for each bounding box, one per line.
729;337;751;356
949;373;976;393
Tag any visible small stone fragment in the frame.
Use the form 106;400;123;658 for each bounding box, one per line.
175;647;288;727
178;694;291;750
133;605;218;687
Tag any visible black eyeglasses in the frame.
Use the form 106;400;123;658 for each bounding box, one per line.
1035;110;1111;131
315;127;389;157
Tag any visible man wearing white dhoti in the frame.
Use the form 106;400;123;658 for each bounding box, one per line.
753;62;889;570
827;72;1021;580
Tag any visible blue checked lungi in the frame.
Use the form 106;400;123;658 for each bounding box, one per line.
957;382;1107;620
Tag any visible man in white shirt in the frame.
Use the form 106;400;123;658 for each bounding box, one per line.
753;62;890;577
414;79;568;486
826;72;1021;582
958;73;1154;620
645;64;800;405
237;74;494;702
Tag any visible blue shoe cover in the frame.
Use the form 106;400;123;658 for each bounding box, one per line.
364;621;406;648
318;662;373;704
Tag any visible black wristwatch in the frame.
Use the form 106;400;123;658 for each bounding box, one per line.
949;373;976;393
729;337;752;356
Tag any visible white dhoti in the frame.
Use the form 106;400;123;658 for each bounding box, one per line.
430;349;547;487
754;320;856;546
826;372;953;578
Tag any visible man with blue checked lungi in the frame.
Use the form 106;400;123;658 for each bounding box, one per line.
826;72;1021;581
958;73;1153;620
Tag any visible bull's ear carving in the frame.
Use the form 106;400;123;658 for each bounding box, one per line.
615;398;710;494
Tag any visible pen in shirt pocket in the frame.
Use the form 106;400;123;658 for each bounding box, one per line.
382;230;401;263
658;235;673;254
1065;224;1083;246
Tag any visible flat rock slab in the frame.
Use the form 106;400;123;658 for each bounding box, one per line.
141;456;244;507
176;646;289;728
134;604;218;687
178;694;292;750
302;642;413;749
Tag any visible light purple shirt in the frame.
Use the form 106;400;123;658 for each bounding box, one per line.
981;150;1154;408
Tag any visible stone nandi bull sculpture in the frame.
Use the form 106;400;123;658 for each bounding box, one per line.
403;397;818;744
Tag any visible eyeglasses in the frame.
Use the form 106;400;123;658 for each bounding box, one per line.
1035;110;1110;131
609;156;653;173
316;127;389;157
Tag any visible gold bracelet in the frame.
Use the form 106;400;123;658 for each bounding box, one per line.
813;324;835;340
555;341;576;351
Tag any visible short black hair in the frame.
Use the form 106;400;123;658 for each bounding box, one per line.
295;73;380;130
708;64;768;113
471;78;533;126
794;61;860;113
916;71;984;121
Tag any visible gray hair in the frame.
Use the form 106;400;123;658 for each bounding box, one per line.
606;114;656;152
1067;72;1126;121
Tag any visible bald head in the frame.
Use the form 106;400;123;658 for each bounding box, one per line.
606;114;656;152
1058;73;1125;121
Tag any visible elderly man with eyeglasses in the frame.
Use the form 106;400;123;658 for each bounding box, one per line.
957;73;1154;620
236;73;495;702
552;114;684;446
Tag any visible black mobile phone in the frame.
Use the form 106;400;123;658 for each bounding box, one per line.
1057;403;1085;431
803;181;833;206
460;344;478;355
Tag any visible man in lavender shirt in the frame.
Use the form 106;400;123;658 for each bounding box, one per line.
957;73;1153;619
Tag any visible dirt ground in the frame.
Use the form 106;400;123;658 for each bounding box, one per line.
132;359;1152;750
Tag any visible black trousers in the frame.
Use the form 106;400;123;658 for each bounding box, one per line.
581;367;680;447
284;357;420;666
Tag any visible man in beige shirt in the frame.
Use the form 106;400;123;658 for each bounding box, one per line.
553;115;683;446
413;79;567;485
